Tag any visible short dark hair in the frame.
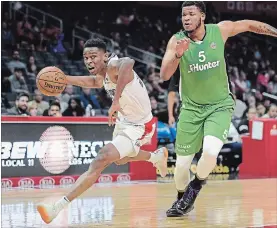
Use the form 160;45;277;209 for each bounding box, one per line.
182;1;206;14
84;38;107;52
16;92;29;101
49;101;61;110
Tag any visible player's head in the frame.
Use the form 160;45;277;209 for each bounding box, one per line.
181;1;206;33
83;38;108;75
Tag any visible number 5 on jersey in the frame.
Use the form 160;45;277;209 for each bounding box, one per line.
199;51;206;63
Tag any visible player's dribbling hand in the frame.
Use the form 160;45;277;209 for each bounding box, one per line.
176;38;190;58
108;101;125;126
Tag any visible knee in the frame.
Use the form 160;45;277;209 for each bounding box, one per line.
175;155;194;171
202;136;224;158
88;148;113;172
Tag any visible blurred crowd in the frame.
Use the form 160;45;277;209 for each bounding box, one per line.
1;3;277;132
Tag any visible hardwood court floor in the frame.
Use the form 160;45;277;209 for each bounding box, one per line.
2;178;277;228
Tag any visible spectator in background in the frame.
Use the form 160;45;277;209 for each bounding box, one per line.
6;50;27;74
80;88;101;109
256;103;266;117
8;68;29;93
272;75;277;95
150;96;159;117
52;33;66;53
262;104;277;119
63;98;85;116
28;103;38;116
1;93;11;109
246;95;256;109
72;39;84;60
59;85;75;104
237;107;258;135
2;21;14;48
27;56;38;76
1;75;12;93
28;89;49;116
47;101;62;117
16;15;34;48
7;92;30;116
52;96;68;112
36;32;48;52
264;99;271;110
256;71;270;93
234;71;249;99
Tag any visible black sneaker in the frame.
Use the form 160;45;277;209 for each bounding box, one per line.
166;198;194;217
176;183;201;215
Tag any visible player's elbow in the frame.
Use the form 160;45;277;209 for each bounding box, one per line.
122;58;135;69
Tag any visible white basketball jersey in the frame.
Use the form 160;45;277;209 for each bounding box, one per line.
103;55;152;124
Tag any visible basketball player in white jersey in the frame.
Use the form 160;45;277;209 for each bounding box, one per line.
37;38;168;224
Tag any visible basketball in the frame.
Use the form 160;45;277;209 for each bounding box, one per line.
36;66;67;96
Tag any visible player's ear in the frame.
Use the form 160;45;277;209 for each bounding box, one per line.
201;13;206;22
104;52;109;63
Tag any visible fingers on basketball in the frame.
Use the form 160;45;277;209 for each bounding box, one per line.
36;66;67;96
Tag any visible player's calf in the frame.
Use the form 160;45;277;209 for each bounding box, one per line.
37;143;120;224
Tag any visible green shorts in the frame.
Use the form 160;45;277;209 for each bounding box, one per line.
175;94;235;156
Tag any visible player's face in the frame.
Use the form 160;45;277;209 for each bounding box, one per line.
182;6;204;33
83;47;108;75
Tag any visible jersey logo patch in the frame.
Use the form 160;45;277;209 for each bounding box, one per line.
210;42;216;49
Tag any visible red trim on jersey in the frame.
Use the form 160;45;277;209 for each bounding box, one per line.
139;117;156;140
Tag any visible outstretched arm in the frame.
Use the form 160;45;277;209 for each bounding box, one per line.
218;20;277;42
65;75;103;88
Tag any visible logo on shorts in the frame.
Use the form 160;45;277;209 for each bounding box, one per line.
18;178;35;188
98;174;113;183
117;174;131;182
1;179;13;189
135;140;141;147
176;144;191;153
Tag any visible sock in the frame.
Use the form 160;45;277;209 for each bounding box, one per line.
55;196;70;210
177;191;184;200
148;152;158;164
191;175;205;189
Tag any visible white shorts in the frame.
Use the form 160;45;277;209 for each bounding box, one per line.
111;117;156;159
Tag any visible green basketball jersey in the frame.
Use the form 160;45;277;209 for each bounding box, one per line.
175;24;231;105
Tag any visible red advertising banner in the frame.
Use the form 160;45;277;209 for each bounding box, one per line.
1;116;158;189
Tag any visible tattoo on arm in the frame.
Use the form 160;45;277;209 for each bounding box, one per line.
249;24;277;37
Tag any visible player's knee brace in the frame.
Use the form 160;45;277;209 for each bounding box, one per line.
202;135;224;158
196;135;224;179
174;155;194;191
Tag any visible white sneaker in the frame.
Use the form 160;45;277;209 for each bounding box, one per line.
153;147;168;178
37;202;63;224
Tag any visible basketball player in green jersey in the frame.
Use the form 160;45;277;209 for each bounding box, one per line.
161;1;277;217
